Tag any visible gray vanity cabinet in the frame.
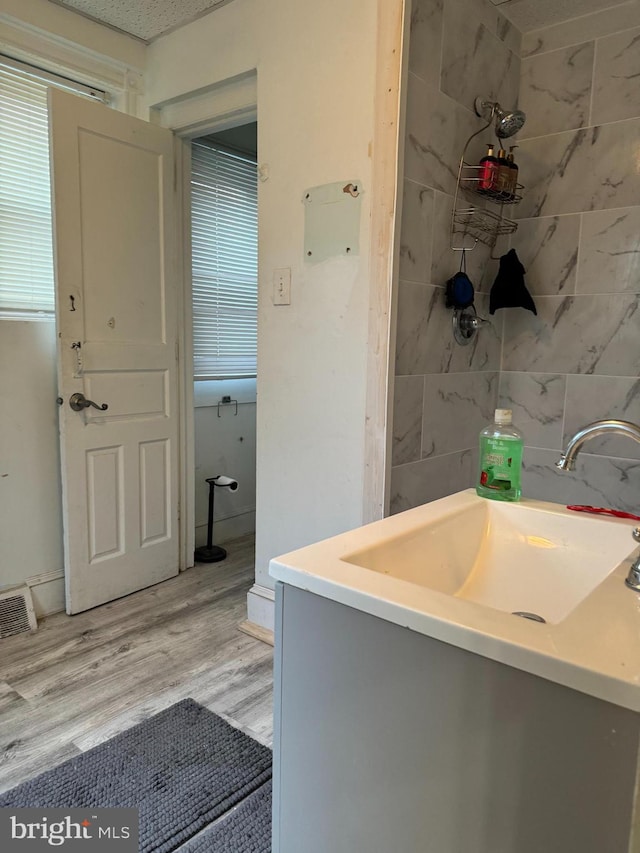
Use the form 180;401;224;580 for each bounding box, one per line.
272;582;640;853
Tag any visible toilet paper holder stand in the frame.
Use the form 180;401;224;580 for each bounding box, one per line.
194;474;238;563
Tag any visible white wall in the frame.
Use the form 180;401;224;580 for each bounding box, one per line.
0;0;146;615
0;321;64;614
145;0;403;628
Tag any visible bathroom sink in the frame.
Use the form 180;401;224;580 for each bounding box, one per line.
270;488;640;711
341;493;636;624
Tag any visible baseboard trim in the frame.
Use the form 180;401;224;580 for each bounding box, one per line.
238;619;274;647
25;570;65;618
246;583;275;633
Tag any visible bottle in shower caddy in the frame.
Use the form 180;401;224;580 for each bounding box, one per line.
505;145;519;198
495;147;511;197
476;409;523;502
478;143;499;193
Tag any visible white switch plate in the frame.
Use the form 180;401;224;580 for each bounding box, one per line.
273;267;291;305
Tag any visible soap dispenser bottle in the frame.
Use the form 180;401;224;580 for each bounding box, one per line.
478;143;499;193
496;148;510;196
476;409;523;502
506;145;519;198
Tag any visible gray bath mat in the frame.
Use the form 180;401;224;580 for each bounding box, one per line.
180;780;271;852
0;698;272;853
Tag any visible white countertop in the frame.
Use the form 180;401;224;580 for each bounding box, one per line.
269;490;640;712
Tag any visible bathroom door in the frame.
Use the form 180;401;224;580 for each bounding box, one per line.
49;88;180;614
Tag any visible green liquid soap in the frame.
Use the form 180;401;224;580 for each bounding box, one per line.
476;408;523;502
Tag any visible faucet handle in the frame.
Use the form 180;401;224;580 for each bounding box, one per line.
633;527;640;543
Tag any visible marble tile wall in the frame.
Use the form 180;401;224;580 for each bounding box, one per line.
390;0;521;514
393;0;640;516
501;9;640;511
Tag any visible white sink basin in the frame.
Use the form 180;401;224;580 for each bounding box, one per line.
342;494;636;624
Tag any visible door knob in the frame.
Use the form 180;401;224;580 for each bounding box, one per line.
69;392;109;412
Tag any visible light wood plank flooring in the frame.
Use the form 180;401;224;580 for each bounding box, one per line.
0;534;273;794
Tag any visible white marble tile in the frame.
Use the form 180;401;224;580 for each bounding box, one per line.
496;12;522;56
446;0;521;54
564;375;640;460
521;447;640;513
592;26;640;124
441;5;520;114
578;207;640;294
510;215;579;295
518;43;594;139
389;448;476;514
395;282;502;376
522;2;640;58
422;371;498;457
392;375;425;466
395;281;434;376
409;0;444;84
431;191;456;287
501;293;640;375
499;372;566;450
404;75;479;196
517;120;640;218
399;180;435;283
506;0;628;36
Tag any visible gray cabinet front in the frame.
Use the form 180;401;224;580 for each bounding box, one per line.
272;582;639;853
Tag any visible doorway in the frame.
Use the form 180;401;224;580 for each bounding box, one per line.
189;122;258;559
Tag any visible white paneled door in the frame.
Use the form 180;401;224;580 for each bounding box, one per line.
49;89;180;614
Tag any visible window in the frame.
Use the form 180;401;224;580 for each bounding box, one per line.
0;66;54;316
0;58;108;319
191;141;258;379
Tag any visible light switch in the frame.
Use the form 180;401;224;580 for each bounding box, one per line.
273;268;291;305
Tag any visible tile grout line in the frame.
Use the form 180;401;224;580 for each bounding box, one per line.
588;34;598;129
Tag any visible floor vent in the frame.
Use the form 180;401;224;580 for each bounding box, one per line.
0;586;37;638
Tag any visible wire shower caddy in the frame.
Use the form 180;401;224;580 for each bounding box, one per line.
451;132;524;256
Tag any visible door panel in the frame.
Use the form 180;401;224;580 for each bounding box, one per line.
83;371;168;420
78;129;165;344
139;439;171;545
50;88;180;613
86;445;124;561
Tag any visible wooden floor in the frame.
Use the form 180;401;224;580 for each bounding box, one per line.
0;534;273;794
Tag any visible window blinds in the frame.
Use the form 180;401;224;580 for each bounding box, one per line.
191;141;258;379
0;66;55;316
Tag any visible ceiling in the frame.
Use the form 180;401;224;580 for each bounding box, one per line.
49;0;232;42
491;0;631;31
50;0;632;42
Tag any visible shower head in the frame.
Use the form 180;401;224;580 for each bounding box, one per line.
495;106;526;138
474;97;526;139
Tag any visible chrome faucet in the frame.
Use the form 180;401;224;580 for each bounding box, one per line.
556;419;640;591
556;419;640;471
